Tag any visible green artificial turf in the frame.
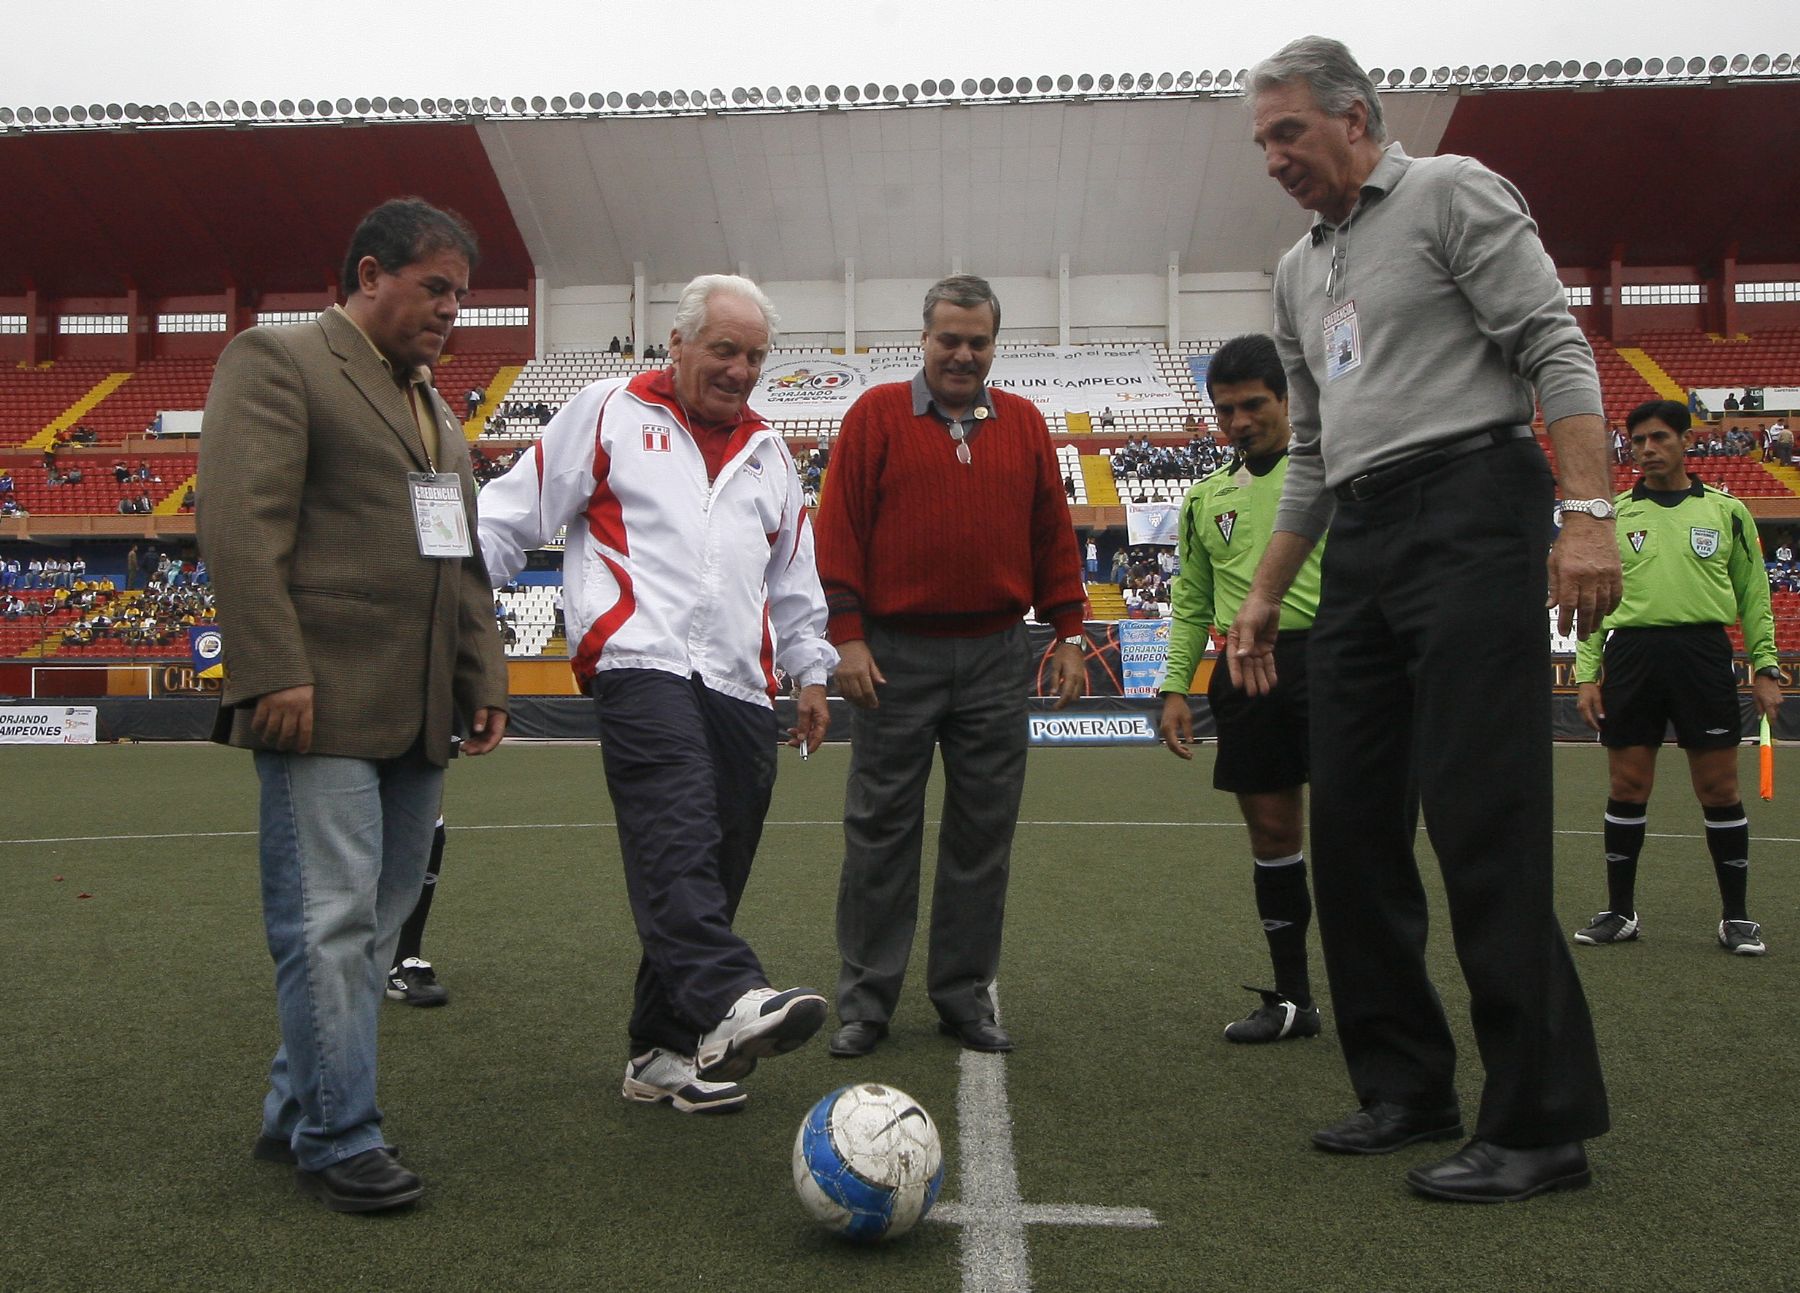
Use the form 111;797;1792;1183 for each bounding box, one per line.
2;741;1795;1291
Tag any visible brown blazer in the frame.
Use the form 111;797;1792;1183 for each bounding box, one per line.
197;309;507;765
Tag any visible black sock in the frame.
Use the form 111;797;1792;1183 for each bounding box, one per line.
393;817;446;968
1703;802;1750;921
1603;798;1647;917
1253;853;1312;1008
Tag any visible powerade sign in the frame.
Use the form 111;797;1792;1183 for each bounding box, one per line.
1028;713;1159;746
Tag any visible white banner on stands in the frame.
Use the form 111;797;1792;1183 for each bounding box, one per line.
752;347;1185;418
1126;501;1181;546
0;706;98;744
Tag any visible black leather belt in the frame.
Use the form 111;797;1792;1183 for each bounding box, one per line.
1334;426;1535;503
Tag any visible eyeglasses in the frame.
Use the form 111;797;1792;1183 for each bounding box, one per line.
1325;242;1347;301
948;422;972;465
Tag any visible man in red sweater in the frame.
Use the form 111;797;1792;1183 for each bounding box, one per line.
816;274;1086;1058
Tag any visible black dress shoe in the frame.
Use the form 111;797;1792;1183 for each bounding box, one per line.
294;1147;423;1213
938;1018;1014;1052
828;1020;888;1057
252;1134;297;1165
1406;1138;1591;1203
1312;1100;1465;1155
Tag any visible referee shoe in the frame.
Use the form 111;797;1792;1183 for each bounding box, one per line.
1223;986;1321;1043
1573;911;1640;946
696;986;827;1081
1718;919;1768;956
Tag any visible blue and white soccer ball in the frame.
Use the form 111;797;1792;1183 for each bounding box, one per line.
792;1083;945;1242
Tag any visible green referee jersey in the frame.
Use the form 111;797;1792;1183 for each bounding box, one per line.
1161;452;1325;696
1574;477;1778;683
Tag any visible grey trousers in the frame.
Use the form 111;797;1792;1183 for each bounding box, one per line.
835;621;1030;1026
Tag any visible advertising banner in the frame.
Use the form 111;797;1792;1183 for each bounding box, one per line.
0;706;98;744
1116;618;1174;696
1126;501;1182;546
752;347;1187;419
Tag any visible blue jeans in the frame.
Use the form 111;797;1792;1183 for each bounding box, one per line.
254;748;443;1170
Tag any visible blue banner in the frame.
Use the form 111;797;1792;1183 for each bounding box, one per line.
1117;618;1172;697
189;625;225;679
1185;353;1213;394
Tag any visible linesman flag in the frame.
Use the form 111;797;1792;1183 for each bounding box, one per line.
1759;715;1774;801
189;625;225;680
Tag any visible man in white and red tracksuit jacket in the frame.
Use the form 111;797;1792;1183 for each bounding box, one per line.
478;275;838;1114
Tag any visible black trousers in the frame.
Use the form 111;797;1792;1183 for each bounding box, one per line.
591;669;775;1055
1308;439;1609;1146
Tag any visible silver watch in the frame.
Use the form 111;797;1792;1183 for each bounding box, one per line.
1060;635;1085;647
1558;497;1617;521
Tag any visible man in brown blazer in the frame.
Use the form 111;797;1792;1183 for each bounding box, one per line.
198;198;508;1214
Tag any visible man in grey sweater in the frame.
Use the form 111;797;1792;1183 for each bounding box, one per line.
1229;36;1619;1204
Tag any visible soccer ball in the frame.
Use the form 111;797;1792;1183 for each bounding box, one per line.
792;1083;945;1242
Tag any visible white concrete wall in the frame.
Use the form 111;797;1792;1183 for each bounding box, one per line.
543;270;1275;352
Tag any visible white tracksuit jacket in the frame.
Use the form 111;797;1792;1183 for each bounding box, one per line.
476;374;837;707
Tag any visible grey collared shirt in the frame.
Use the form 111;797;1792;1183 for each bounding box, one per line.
910;370;996;445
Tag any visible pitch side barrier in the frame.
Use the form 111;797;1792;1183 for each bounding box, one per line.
7;623;1798;742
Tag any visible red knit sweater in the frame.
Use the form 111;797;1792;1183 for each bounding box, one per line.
814;381;1085;642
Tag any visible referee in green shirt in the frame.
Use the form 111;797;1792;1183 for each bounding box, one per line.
1159;334;1327;1041
1573;399;1782;955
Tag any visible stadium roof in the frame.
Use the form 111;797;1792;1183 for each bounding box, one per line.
2;75;1796;300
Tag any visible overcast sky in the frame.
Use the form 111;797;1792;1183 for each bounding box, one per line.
7;0;1796;109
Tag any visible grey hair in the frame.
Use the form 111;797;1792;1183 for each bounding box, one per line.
671;274;780;345
922;274;1002;333
1248;35;1387;144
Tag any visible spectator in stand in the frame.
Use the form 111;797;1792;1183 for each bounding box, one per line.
182;485;196;511
1724;391;1741;412
0;470;14;495
114;460;130;483
1776;538;1794;565
135;491;153;514
609;335;621;354
465;387;482;420
117;498;135;516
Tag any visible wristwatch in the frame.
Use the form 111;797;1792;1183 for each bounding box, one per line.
1060;635;1085;648
1755;666;1782;682
1557;498;1617;521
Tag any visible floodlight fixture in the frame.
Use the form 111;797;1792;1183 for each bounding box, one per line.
1431;66;1449;84
1031;75;1047;92
1368;67;1386;85
1666;56;1686;75
1603;60;1621;77
70;104;89;122
825;84;841;102
166;102;184;120
1176;70;1192;90
1709;54;1727;74
1117;72;1133;90
0;107;12;124
920;79;937;96
1059;73;1075;91
1645;57;1664;75
628;93;645;109
524;95;542;111
1624;57;1643;75
786;84;802;102
545;95;563;112
1527;63;1544;81
979;77;995;94
876;84;893;101
997;76;1014;94
1220;68;1237;87
903;83;919;101
652;90;668;107
259;99;277;115
1407;66;1425;84
1776;54;1793;73
436;97;452;113
863;82;879;99
1751;54;1770;72
1097;73;1114;91
844;84;861;102
806;84;821;102
53;104;71;122
1077;72;1094;91
745;87;761;105
1507;64;1526;82
370;96;389;114
297;98;314;116
710;88;726;106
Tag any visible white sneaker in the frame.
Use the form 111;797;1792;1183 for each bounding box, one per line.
621;1049;747;1114
1718;919;1768;956
695;985;827;1082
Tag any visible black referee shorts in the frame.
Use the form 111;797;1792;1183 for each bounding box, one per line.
1207;630;1310;793
1599;624;1741;750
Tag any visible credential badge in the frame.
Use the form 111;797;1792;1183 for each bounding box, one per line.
1215;510;1237;545
1690;527;1720;558
1628;530;1647;553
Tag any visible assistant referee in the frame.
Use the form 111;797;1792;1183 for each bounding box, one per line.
1574;399;1782;955
1158;334;1325;1043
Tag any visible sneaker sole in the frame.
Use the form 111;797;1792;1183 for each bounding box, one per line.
384;990;450;1006
620;1078;747;1115
1223;1017;1322;1044
1572;932;1639;945
1405;1166;1592;1204
696;994;827;1081
1725;943;1767;956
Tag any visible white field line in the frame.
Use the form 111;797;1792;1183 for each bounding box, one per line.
3;821;1797;847
928;986;1160;1293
